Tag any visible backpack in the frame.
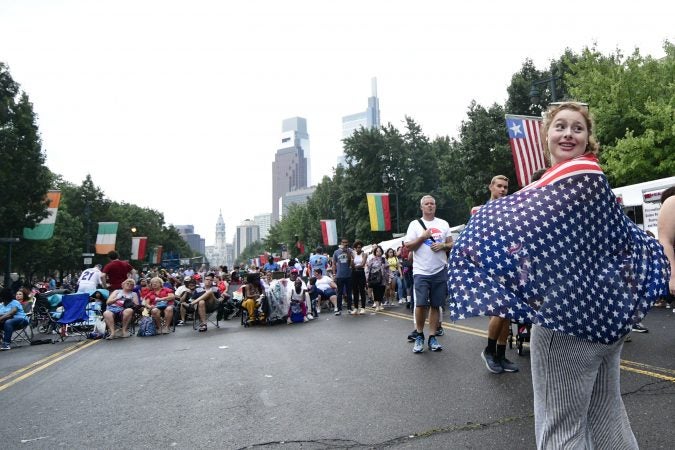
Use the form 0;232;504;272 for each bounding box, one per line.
137;317;157;337
289;300;304;323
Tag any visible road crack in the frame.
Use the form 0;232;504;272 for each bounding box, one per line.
238;413;533;449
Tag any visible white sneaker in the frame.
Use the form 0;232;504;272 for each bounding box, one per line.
350;308;357;315
334;307;338;313
358;308;365;315
306;314;314;320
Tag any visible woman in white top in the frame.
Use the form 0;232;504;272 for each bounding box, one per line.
350;240;368;314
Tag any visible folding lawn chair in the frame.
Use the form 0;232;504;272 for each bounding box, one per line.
11;301;34;346
57;293;92;341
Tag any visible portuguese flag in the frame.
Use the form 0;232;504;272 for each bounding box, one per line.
366;193;391;231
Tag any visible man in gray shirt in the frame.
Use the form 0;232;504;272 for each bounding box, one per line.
332;237;353;316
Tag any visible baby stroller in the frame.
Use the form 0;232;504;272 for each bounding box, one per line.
32;289;70;334
508;321;531;356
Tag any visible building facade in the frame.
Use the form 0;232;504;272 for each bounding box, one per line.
253;213;272;241
205;211;231;267
175;224;205;254
234;219;260;261
283;186;316;216
340;77;381;166
272;117;309;223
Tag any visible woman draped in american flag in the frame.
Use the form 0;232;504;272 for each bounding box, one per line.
448;102;669;449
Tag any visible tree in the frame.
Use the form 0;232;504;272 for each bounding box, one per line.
438;102;516;225
0;64;52;236
0;63;52;283
565;42;675;185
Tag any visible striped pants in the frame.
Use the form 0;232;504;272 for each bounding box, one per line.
531;326;638;450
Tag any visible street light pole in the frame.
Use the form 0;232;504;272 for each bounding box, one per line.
382;173;401;234
1;234;20;287
529;68;562;105
394;190;400;234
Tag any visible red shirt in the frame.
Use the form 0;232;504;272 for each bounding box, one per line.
142;287;174;306
102;259;133;290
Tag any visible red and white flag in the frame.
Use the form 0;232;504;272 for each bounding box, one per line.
131;236;148;260
320;219;337;246
505;115;546;187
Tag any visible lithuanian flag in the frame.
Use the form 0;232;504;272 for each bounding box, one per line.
366;193;391;231
95;222;118;254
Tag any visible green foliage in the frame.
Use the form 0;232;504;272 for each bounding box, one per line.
565;42;675;185
0;63;52;238
236;240;267;266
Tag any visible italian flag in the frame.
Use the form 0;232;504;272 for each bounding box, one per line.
148;245;163;264
95;222;118;254
23;190;61;240
367;193;391;231
131;236;148;260
320;219;337;246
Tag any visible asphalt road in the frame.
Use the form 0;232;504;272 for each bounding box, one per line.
0;304;673;449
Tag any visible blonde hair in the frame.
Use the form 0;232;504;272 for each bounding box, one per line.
149;276;163;288
490;175;509;186
541;102;599;163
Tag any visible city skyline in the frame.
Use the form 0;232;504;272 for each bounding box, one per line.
1;1;672;246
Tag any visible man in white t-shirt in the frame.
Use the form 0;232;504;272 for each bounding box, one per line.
77;265;103;293
404;195;453;354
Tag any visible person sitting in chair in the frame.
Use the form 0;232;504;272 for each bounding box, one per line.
103;279;140;339
141;277;175;335
177;279;197;326
0;287;29;350
241;273;265;325
190;273;223;332
313;268;338;315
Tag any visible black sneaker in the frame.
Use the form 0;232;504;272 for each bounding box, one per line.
632;323;648;333
481;350;504;374
499;357;519;373
436;326;444;336
407;329;420;342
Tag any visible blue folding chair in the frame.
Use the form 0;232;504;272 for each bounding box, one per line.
57;293;92;341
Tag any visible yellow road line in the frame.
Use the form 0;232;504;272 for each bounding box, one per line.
377;308;675;383
0;339;99;392
620;360;675;376
0;340;91;384
619;365;675;382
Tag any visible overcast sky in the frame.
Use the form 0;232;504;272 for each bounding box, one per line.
1;0;672;245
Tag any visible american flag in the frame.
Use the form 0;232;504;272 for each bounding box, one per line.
506;115;546;187
448;154;669;344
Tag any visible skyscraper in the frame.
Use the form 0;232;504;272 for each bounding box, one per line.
234;219;260;261
340;77;381;167
253;213;272;240
272;117;309;223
